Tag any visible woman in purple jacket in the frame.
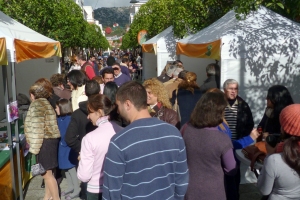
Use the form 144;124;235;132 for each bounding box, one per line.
181;92;237;200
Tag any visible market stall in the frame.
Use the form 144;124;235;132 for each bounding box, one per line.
0;10;61;200
176;6;300;124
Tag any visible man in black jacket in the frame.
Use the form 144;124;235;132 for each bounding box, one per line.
223;79;254;200
65;80;99;153
199;63;220;92
65;80;100;199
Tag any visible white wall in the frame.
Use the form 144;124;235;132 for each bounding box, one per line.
143;53;157;80
0;57;60;120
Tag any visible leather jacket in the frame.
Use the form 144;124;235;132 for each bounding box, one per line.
149;103;180;129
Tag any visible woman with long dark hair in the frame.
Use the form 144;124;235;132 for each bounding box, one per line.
103;82;127;127
66;70;88;111
182;92;237;200
257;104;300;199
258;85;293;139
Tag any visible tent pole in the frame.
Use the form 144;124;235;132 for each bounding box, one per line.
11;62;23;200
2;64;17;200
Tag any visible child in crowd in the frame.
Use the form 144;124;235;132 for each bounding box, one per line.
55;99;80;200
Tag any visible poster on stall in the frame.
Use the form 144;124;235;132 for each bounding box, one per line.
7;101;19;122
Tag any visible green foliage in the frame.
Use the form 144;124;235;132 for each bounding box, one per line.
122;0;173;49
171;0;233;38
94;7;130;28
1;0;109;49
122;0;299;49
233;0;300;22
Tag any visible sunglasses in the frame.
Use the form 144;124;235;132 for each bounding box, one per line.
113;67;120;70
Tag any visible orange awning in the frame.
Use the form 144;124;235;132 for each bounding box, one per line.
142;43;157;54
14;39;62;63
176;39;221;60
0;38;8;65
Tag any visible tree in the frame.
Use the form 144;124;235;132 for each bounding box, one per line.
2;0;87;48
233;0;300;23
171;0;234;38
122;0;173;49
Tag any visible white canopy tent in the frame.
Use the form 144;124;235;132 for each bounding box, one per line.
142;26;178;80
177;7;300;124
142;26;215;86
0;11;61;200
176;7;300;184
0;11;61;120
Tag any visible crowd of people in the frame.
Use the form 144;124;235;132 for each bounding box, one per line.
23;53;300;200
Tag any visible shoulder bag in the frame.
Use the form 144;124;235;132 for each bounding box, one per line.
172;89;181;121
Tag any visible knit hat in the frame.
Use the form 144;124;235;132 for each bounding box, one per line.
280;104;300;136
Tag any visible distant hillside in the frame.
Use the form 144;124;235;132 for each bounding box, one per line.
94;7;130;29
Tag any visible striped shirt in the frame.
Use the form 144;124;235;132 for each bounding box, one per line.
224;100;238;140
102;118;189;200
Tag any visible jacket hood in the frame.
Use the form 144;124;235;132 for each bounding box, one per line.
79;101;88;115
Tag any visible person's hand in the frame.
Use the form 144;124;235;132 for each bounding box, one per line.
78;152;81;161
262;132;269;141
250;128;260;140
265;142;276;155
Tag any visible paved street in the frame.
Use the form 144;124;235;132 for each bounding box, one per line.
24;175;262;200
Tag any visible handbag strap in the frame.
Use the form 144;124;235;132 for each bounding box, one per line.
36;154;39;163
250;151;265;177
175;89;178;105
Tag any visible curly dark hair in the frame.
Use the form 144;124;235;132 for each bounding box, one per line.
50;73;65;87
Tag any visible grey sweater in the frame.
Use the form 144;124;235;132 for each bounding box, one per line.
257;153;300;199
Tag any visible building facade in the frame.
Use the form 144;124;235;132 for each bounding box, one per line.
129;0;148;24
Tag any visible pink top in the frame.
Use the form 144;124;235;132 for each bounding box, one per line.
77;116;123;193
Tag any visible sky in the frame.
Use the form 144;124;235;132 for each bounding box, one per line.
84;0;132;8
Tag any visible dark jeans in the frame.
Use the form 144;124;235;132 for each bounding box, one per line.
225;166;241;200
86;191;102;200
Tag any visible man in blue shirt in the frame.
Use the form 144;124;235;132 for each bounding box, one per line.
103;81;189;200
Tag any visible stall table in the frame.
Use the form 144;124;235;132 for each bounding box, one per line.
0;120;31;200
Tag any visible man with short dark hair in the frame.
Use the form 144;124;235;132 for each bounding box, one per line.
65;80;100;153
112;63;131;87
199;63;220;93
100;56;130;77
89;55;99;76
65;80;100;199
120;57;129;67
103;81;189;200
77;54;95;80
50;73;71;100
100;68;114;94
